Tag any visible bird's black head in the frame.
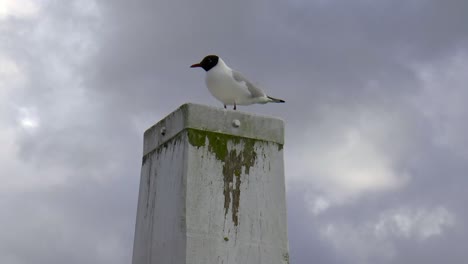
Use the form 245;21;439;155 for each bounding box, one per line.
190;55;219;71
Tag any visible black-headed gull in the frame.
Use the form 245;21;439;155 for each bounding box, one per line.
191;55;285;110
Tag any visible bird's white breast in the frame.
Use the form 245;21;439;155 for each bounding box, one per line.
205;60;251;105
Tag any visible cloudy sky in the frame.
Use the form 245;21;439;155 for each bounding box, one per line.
2;0;468;263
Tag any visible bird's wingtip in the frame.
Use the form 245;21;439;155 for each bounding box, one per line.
267;96;285;103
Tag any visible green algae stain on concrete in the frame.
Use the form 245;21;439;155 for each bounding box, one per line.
187;128;258;226
278;143;284;151
142;131;184;166
282;253;290;264
188;129;231;161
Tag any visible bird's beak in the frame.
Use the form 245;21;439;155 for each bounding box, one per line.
190;63;201;68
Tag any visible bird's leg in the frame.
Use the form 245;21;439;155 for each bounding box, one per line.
224;104;226;109
233;103;237;110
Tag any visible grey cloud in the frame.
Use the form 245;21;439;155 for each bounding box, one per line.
2;0;468;264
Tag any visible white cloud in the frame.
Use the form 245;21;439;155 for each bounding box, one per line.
288;105;411;212
320;221;396;263
411;51;468;159
374;206;455;240
0;0;40;20
72;0;100;18
0;55;26;96
320;206;455;264
17;106;40;130
308;195;331;215
0;0;101;193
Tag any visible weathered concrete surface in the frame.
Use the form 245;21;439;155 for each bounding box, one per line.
132;103;289;264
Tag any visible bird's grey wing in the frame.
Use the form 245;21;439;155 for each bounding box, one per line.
232;70;266;97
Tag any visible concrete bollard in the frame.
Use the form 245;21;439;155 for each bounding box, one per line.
132;103;289;264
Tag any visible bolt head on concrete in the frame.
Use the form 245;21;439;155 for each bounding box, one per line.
232;119;241;128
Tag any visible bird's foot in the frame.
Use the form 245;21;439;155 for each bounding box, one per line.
234;103;237;110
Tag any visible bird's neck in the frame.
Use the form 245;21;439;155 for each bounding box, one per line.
213;58;230;71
